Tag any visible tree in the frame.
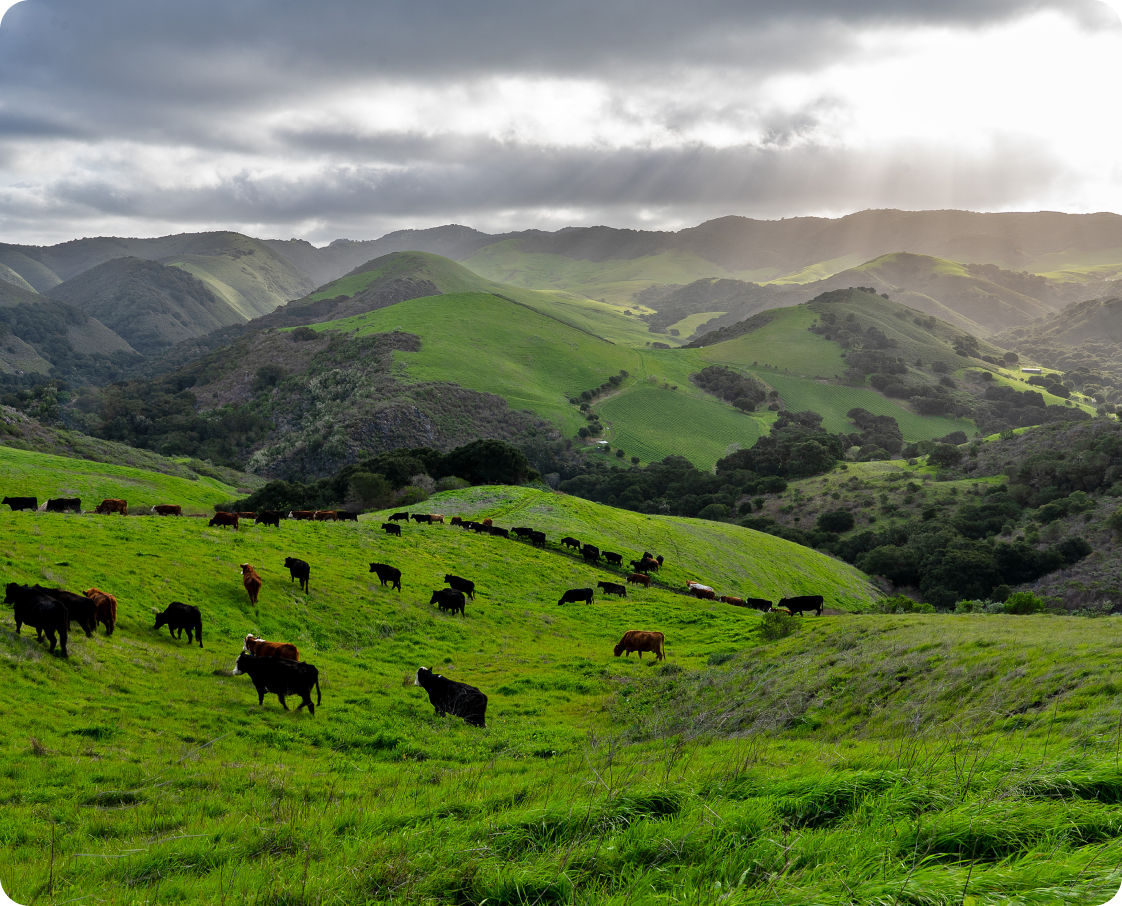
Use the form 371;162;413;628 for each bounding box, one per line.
439;439;531;486
817;509;855;532
928;444;962;468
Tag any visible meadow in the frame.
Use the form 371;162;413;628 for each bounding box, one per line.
3;481;1122;904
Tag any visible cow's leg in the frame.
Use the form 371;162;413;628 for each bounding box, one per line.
278;695;289;710
14;620;21;635
46;631;56;652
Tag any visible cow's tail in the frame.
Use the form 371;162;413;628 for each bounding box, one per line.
659;635;666;661
315;672;322;705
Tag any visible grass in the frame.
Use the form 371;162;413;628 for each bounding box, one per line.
0;445;248;513
665;310;726;339
4;483;1122;903
697;305;848;376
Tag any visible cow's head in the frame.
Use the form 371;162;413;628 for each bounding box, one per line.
414;667;434;687
232;653;251;675
613;643;624;657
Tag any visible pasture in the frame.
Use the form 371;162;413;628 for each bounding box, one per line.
698;306;848;376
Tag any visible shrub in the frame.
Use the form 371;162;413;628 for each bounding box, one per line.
928;444;963;468
290;326;317;342
435;476;470;492
871;595;935;614
346;471;392;510
759;611;800;641
1004;591;1045;615
396;485;429;505
817;509;855;532
698;503;730;521
1110;507;1122;536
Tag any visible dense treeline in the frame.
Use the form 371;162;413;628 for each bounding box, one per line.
689;365;767;411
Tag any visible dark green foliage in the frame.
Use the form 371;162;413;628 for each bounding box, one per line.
697;503;730;521
759;610;800;640
845;408;903;455
347;472;393;510
716;411;843;479
817;509;855;532
928;444;962;468
1004;591;1045;614
440;439;531;486
869;594;935;614
689;365;766;409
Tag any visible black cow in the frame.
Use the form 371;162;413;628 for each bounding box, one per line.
414;667;487;727
581;545;600;564
284;557;310;592
37;587;97;636
45;497;80;513
369;563;402;591
597;581;626;597
255;511;283;528
530;531;546;548
389;512;410;522
558;587;593;605
430;588;466;616
630;559;654;574
489;526;510;538
153;602;203;646
745;598;773;612
780;595;824;616
469;521;489;533
561;536;581;550
233;653;321;715
382;522;401;536
2;496;37;512
512;527;534;538
412;514;432;524
603;551;623;566
336;511;359;522
444;574;475;600
5;583;68;656
457;520;475;530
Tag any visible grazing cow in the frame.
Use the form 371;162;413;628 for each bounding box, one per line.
430;588;466;616
630;559;654;574
603;551;623;566
450;516;462;526
84;587;117;635
289;510;314;521
5;583;68;656
489;526;509;538
470;521;489;533
745;598;773;612
690;587;716;601
244;634;299;661
337;511;359;522
284;557;310;593
45;497;81;513
430;514;444;524
780;595;824;616
241;564;262;605
444;574;475;599
597;581;626;597
627;573;651;587
389;512;410;522
313;510;338;521
481;518;492;527
233;653;320;714
530;531;546;548
36;587;97;636
641;558;660;572
561;536;581;550
3;496;37;511
209;512;239;529
686;581;712;590
238;512;257;520
382;522;401;536
369;563;402;591
412;514;432;524
582;545;601;564
558;587;594;605
614;630;666;661
512;527;533;538
255;510;283;527
153;504;182;517
414;667;487;727
153;601;203;646
720;596;745;606
459;520;477;530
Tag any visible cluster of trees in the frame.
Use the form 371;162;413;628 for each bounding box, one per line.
570;370;629;438
842;408;903;458
973;384;1089;434
715;411;844;479
689;365;767;411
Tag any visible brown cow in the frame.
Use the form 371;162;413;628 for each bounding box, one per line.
209;512;239;529
626;573;651;587
153;504;182;516
289;511;314;520
314;511;338;521
614;630;666;661
690;587;716;601
430;514;445;524
96;498;128;516
244;634;299;661
450;516;463;526
481;518;493;527
238;512;257;520
84;587;118;635
720;595;745;606
241;564;262;605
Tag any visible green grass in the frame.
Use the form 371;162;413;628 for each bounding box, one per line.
698;306;849;376
0;445;246;513
665;310;726;338
4;484;1122;904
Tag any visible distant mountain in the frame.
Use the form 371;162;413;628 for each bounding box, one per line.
0;262;35;293
995;295;1122;348
47;258;246;355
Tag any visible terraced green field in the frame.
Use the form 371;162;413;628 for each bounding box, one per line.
698;306;848;377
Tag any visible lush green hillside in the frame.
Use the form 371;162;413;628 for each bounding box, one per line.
4;486;1122;903
0;245;62;292
0;262;36;293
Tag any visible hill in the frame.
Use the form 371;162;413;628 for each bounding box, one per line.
46;257;248;354
4;486;1122;903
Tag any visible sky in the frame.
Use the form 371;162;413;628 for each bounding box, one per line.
0;0;1119;246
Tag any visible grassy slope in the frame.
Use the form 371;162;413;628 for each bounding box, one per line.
666;310;727;338
5;489;1122;903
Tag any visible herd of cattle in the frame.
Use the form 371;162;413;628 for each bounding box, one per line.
4;495;829;727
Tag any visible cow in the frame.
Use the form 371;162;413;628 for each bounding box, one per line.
656;555;665;567
489;526;510;539
153;601;202;646
390;512;410;522
640;558;660;572
450;516;463;526
369;563;402;591
470;521;489;533
582;545;601;564
36;587;97;636
209;512;239;529
780;595;825;616
430;588;466;616
630;559;654;574
45;497;80;513
626;573;651;587
614;630;666;661
284;557;310;593
412;514;431;524
5;583;68;656
233;653;321;715
558;587;593;605
238;512;257;520
512;527;534;538
597;581;626;597
243;634;300;661
686;581;712;591
444;574;475;599
720;596;745;606
382;522;401;536
289;510;314;520
690;587;716;601
745;598;773;612
430;514;445;524
2;496;37;511
337;511;359;522
414;667;487;727
255;511;283;527
561;536;581;550
241;564;262;605
313;510;338;521
459;520;477;530
530;531;546;548
84;587;118;635
153;504;182;517
603;551;623;567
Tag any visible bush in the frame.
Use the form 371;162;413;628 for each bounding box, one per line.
817;509;855;532
396;485;429;505
954;599;988;614
759;611;800;641
871;595;935;614
1004;591;1045;615
928;444;963;468
698;503;730;521
346;471;392;510
435;476;470;492
291;326;317;342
